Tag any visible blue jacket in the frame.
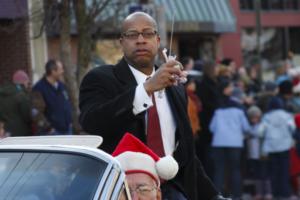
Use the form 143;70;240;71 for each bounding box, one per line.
33;78;72;133
209;97;250;148
258;109;295;153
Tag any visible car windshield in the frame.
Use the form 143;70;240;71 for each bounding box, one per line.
0;151;108;200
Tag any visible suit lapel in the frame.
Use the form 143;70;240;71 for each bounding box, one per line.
113;58;147;140
113;58;138;88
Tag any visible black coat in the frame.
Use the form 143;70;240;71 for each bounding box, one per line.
196;76;220;134
79;58;218;200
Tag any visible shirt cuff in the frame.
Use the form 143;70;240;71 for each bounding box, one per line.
133;83;153;115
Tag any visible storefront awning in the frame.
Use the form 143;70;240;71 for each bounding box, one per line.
155;0;236;33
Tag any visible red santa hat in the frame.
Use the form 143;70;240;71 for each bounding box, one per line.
112;133;179;185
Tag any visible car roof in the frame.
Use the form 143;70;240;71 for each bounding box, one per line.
0;135;121;168
0;135;103;148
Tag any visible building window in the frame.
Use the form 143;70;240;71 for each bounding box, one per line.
289;27;300;54
285;0;300;10
269;0;284;10
240;0;254;10
240;0;300;11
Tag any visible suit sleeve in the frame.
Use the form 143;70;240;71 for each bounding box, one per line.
79;69;143;137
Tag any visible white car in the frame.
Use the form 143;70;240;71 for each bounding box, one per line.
0;135;131;200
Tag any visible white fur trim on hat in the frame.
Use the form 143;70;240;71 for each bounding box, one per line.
156;155;179;180
115;151;159;181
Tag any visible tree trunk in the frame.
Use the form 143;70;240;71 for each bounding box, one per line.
74;0;94;84
59;0;80;133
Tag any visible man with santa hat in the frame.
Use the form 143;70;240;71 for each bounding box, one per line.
113;133;182;200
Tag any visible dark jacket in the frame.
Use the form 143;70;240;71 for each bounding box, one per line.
79;58;218;200
196;76;220;135
0;84;31;136
33;77;72;133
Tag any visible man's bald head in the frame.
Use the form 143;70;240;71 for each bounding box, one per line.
121;12;157;33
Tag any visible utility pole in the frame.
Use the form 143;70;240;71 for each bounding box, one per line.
254;0;262;82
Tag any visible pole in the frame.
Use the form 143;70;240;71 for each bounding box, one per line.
255;0;262;82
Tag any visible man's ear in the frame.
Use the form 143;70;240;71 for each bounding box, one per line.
157;188;162;200
157;35;161;44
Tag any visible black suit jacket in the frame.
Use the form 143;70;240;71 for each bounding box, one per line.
79;58;218;200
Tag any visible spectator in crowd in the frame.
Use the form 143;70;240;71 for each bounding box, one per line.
290;114;300;197
181;56;201;78
286;50;296;69
291;83;300;113
195;60;220;177
209;77;250;200
32;59;72;135
218;66;232;79
185;77;201;136
258;97;295;199
79;12;227;200
221;58;237;80
278;80;294;112
0;70;31;136
193;59;203;72
246;58;262;95
246;106;272;200
275;61;291;86
256;81;278;113
113;133;179;200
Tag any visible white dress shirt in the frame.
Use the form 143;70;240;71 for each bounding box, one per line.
129;65;176;155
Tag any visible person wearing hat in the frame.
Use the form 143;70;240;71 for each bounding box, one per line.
113;133;179;200
0;70;31;136
80;12;228;200
256;81;278;113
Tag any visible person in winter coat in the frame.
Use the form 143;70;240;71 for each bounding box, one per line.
32;59;72;135
258;97;295;199
0;70;31;136
195;60;220;177
210;77;250;200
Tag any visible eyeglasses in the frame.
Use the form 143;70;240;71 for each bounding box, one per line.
129;184;159;197
122;30;157;40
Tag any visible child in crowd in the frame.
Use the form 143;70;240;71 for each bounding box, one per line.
246;106;272;200
258;97;295;199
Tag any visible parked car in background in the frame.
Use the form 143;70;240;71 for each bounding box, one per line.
0;135;131;200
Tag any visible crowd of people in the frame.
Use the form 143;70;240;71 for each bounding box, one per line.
0;59;73;138
182;55;300;200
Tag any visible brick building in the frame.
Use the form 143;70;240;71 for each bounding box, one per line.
220;0;300;67
0;0;31;84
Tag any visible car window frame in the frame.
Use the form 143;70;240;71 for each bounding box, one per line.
0;146;124;200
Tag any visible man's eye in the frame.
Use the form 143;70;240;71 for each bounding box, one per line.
126;32;138;38
144;32;154;37
137;186;152;192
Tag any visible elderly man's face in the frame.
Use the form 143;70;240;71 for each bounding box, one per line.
126;173;161;200
120;15;160;69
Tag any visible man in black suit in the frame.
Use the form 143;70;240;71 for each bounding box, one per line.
79;12;228;200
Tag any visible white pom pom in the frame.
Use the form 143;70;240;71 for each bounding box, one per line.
155;155;179;180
